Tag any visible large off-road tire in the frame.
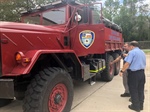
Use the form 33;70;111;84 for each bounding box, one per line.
112;53;120;75
23;67;73;112
101;54;115;81
0;99;12;107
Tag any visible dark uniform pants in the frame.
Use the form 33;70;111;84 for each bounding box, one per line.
127;69;145;109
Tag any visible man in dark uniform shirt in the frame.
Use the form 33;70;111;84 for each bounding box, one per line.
110;42;130;97
119;41;146;112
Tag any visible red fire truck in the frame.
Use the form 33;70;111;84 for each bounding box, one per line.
0;0;123;112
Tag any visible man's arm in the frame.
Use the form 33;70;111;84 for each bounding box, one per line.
119;62;130;76
121;62;130;72
110;56;122;65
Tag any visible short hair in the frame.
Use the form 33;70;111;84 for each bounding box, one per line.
124;42;129;45
129;41;139;47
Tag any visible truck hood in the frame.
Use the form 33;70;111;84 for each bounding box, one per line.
0;21;65;33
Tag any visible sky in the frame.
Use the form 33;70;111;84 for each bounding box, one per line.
147;0;150;6
100;0;150;6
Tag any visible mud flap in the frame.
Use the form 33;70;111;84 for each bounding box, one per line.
82;64;91;81
0;79;14;99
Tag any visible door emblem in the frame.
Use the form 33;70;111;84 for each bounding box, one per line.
79;30;95;49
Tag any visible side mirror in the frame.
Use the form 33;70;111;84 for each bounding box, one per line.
75;13;82;22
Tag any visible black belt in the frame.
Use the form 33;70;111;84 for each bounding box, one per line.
127;69;144;72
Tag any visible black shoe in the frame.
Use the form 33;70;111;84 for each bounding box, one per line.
120;93;130;97
128;105;140;112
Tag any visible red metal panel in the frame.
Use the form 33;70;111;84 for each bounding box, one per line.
104;27;123;51
8;50;79;76
104;27;123;42
0;22;64;33
0;3;124;77
0;26;67;76
105;41;123;52
70;24;105;56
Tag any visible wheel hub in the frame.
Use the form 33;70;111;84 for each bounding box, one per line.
48;83;68;112
54;94;62;104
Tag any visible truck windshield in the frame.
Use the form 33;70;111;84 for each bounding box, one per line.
42;7;66;25
23;7;66;26
23;14;40;25
91;3;102;24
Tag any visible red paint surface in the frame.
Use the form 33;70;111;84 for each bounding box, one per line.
0;2;123;76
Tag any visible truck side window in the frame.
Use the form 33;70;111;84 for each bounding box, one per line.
75;8;88;24
92;9;100;24
83;7;89;23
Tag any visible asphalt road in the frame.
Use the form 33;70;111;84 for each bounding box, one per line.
0;55;149;112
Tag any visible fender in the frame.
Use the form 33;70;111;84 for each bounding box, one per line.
6;50;82;76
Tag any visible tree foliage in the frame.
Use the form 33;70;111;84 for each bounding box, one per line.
0;0;53;21
0;0;95;22
103;0;150;41
0;0;150;41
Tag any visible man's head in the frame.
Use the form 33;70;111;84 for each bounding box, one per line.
128;41;139;50
123;42;130;52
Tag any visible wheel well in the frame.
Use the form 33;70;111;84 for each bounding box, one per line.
13;53;81;99
30;53;82;80
105;50;121;56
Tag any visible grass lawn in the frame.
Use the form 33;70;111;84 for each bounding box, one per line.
142;49;150;54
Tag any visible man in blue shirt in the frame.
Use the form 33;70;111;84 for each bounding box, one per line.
119;41;146;112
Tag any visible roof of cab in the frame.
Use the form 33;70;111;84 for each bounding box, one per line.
21;0;83;16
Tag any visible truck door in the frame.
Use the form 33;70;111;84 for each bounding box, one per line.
70;6;105;56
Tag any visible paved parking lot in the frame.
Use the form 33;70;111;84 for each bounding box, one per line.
0;55;149;112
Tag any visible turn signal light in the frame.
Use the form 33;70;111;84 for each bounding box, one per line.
15;52;31;64
23;58;31;63
15;52;25;63
16;53;22;61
